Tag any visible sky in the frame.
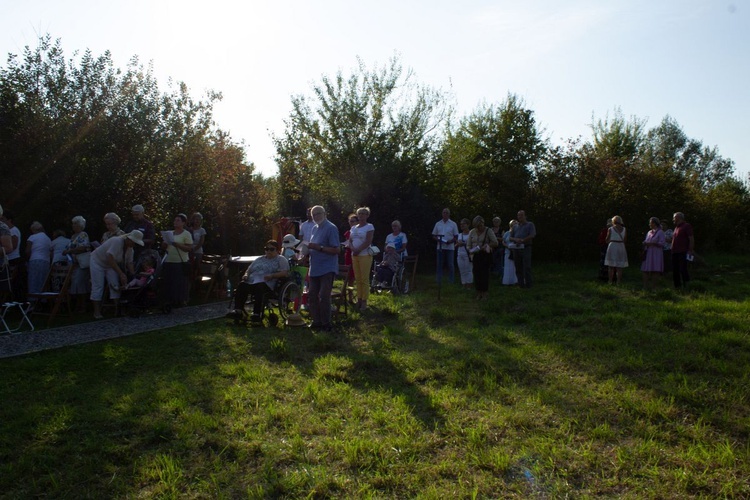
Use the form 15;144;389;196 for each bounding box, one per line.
2;0;748;180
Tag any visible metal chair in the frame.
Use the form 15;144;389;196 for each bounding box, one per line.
27;262;74;327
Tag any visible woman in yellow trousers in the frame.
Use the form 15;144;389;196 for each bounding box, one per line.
348;207;374;311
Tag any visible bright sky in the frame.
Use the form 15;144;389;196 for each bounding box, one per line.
2;0;748;180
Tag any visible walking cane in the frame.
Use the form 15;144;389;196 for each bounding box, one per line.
434;234;444;301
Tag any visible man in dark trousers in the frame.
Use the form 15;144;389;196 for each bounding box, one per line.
671;212;694;289
510;210;537;288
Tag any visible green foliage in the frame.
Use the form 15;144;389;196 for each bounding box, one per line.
533;110;748;260
272;56;449;253
0;35;273;253
2;36;747;259
437;94;543;219
591;107;647;163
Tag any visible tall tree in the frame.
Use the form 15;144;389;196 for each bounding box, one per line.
0;35;272;253
437;94;544;220
272;56;449;252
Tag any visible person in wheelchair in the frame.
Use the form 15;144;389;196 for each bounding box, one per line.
227;240;289;324
374;243;400;287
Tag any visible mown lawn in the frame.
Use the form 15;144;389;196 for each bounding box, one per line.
1;256;749;498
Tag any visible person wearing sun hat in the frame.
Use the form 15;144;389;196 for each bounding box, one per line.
374;242;400;286
90;230;144;319
281;233;301;260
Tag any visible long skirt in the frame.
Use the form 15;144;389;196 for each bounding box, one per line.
163;262;189;305
70;266;91;294
502;249;518;285
27;259;50;295
457;249;473;284
472;251;492;292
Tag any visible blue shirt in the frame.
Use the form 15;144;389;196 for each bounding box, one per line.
309;219;340;277
511;221;536;245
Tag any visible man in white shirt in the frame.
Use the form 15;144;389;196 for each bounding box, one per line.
299;207;315;243
432;208;459;284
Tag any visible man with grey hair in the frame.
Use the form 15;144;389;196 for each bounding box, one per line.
432;208;459;285
306;205;340;331
671;212;694;289
510;210;536;288
124;204;155;261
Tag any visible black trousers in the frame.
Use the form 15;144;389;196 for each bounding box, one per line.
472;251;492;292
672;252;690;288
233;282;270;316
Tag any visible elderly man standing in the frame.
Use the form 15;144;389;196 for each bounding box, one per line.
510;210;537;288
432;208;459;285
671;212;694;289
306;205;340;332
124;204;155;262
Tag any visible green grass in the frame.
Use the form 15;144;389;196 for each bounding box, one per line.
1;255;749;498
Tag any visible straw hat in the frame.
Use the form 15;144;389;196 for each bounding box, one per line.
285;313;307;327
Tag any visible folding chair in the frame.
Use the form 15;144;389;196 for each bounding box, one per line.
330;264;351;317
1;301;34;334
403;255;419;291
196;254;226;299
27;262;74;327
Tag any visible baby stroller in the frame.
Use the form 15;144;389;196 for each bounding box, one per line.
119;251;165;317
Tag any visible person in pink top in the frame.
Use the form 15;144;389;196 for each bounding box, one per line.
640;217;665;290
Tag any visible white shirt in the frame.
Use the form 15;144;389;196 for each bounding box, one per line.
432;219;459;250
7;226;21;259
91;236;133;267
51;236;71;263
350;223;374;251
28;232;52;262
299;220;316;243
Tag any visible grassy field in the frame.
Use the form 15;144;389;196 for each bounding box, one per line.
1;256;749;498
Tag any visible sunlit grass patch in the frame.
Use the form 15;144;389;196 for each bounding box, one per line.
1;258;749;497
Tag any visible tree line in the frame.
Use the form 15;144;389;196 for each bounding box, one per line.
2;37;748;261
0;36;272;254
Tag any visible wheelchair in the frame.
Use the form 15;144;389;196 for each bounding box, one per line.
228;265;305;327
370;258;409;295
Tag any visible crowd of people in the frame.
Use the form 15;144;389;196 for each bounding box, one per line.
600;212;695;290
1;199;698;329
0;203;209;318
431;208;536;299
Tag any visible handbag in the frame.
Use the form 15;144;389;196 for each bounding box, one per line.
76;251;91;269
367;245;380;256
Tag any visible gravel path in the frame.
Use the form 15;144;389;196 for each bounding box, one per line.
0;302;229;359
